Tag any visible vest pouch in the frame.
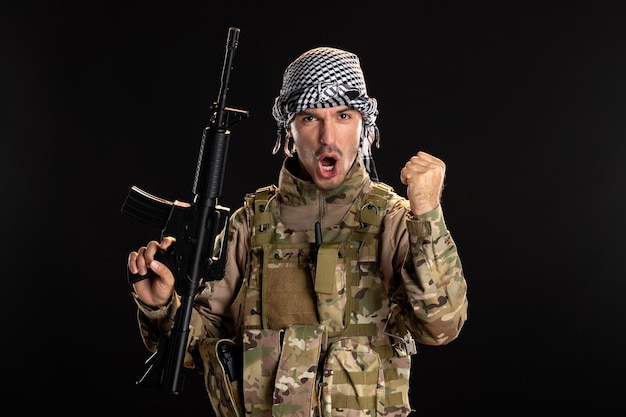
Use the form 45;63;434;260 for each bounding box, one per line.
272;324;326;417
315;242;349;333
199;337;242;417
242;329;282;417
319;338;385;417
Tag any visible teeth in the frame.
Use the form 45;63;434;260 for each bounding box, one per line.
322;164;334;171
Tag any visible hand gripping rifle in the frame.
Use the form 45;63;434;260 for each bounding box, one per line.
120;27;248;394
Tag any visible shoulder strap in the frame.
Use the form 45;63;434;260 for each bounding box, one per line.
245;185;277;247
348;182;394;243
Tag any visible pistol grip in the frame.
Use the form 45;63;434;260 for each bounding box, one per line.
127;248;172;285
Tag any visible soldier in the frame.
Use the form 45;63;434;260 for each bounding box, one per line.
128;46;469;417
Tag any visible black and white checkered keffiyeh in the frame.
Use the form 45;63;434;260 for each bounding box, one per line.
271;47;380;181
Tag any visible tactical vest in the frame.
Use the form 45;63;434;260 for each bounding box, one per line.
201;183;417;417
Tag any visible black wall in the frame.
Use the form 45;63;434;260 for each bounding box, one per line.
4;1;625;414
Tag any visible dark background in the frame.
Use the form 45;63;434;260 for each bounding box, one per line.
4;0;625;414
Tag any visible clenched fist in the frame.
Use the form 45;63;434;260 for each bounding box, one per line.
400;151;446;215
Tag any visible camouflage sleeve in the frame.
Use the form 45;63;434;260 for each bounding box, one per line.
132;292;205;368
401;205;469;345
193;204;250;338
133;292;180;352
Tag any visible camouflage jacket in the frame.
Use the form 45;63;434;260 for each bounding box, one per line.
133;155;468;416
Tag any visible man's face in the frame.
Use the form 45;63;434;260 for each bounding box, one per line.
289;106;362;190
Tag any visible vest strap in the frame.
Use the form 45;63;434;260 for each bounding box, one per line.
348;182;393;242
330;394;376;410
329;322;378;338
249;185;277;247
314;242;341;293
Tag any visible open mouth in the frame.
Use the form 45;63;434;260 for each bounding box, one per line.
320;156;336;171
318;155;339;178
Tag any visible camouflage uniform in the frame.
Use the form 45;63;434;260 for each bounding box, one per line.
133;155;468;416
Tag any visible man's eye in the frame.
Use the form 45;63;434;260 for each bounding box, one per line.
339;113;350;119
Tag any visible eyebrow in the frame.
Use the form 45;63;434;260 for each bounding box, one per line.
298;106;354;116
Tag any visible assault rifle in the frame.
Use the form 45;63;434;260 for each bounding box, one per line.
120;27;248;394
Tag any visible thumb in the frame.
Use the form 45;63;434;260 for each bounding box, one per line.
150;259;175;283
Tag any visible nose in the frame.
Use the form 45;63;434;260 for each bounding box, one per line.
319;120;336;146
